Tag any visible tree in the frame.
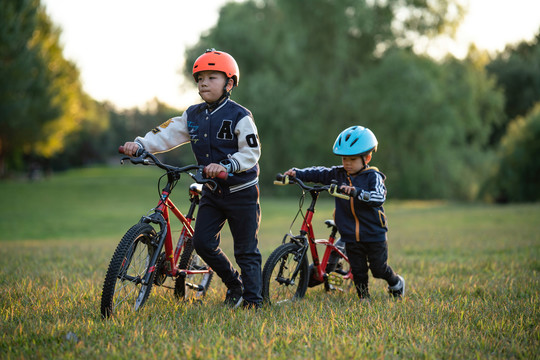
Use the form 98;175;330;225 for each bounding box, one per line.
182;0;505;200
482;104;540;202
0;0;98;176
349;50;504;199
0;0;60;175
486;29;540;144
93;99;191;166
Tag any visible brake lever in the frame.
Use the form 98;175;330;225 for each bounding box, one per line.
120;156;131;165
191;169;220;193
121;156;153;166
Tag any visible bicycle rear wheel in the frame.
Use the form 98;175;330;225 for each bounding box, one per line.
174;238;213;301
262;242;309;305
101;223;158;318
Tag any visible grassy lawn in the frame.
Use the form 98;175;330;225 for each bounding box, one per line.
0;166;538;359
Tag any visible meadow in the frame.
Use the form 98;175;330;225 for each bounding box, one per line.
0;166;538;359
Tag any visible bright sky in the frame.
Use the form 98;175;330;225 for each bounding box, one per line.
42;0;540;110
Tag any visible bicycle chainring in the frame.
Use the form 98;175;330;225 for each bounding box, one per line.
307;264;323;288
153;252;168;286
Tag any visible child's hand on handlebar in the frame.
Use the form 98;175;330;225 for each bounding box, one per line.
283;169;296;177
121;142;140;157
204;163;228;179
339;185;356;196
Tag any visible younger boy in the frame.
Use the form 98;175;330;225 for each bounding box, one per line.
283;126;404;300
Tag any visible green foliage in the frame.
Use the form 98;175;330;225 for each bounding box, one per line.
0;167;538;358
352;50;504;199
482;104;540;203
98;99;194;166
40;98;194;171
184;0;500;200
487;30;540;137
0;0;102;175
0;0;60;173
6;0;535;204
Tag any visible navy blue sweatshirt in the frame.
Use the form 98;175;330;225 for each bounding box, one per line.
293;165;388;243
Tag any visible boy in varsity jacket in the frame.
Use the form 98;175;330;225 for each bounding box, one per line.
283;126;404;301
121;49;262;309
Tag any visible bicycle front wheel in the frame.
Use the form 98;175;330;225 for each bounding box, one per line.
101;223;158;318
262;242;309;305
174;238;213;302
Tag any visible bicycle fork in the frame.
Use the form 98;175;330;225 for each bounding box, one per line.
134;208;168;283
280;235;309;286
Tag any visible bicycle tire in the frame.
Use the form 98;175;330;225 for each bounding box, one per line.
262;242;309;305
174;238;213;301
100;223;158;318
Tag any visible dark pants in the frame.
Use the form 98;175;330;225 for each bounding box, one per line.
345;241;399;291
193;184;262;304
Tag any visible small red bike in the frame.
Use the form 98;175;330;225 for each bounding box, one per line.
262;174;355;305
100;148;225;318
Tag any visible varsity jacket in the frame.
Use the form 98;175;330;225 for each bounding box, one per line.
135;99;260;193
293;165;388;243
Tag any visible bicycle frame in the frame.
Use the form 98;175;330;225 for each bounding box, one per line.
296;189;352;286
118;149;218;288
140;176;209;288
260;174;357;304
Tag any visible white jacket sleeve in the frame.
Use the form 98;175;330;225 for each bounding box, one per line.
227;115;261;172
134;112;190;154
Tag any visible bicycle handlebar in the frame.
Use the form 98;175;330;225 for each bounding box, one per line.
118;146;227;188
274;173;356;199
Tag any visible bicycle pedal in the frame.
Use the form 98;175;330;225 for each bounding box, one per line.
327;273;343;286
185;282;204;291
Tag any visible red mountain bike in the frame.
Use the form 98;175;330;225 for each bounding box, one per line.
262;174;355;305
100;148;225;318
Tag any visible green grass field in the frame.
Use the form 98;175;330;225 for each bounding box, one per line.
0;166;538;359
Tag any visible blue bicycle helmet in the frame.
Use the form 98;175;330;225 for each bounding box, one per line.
332;126;378;156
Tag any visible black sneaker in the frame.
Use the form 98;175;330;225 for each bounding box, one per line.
224;287;243;308
388;275;405;299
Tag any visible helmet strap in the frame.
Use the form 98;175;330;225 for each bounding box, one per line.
359;153;372;171
205;79;234;112
361;153;372;166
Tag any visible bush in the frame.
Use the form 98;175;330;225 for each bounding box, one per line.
482;103;540;202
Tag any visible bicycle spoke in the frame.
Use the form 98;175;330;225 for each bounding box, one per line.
175;241;213;301
262;243;308;305
101;224;158;318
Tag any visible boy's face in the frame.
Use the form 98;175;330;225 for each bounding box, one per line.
341;156;365;175
196;71;232;103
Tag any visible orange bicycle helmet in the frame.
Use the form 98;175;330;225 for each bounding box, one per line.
192;49;240;86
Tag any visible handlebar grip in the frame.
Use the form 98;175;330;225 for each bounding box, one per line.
119;145;144;157
118;145;144;157
328;183;351;200
202;166;228;180
217;171;228;180
273;174;289;185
